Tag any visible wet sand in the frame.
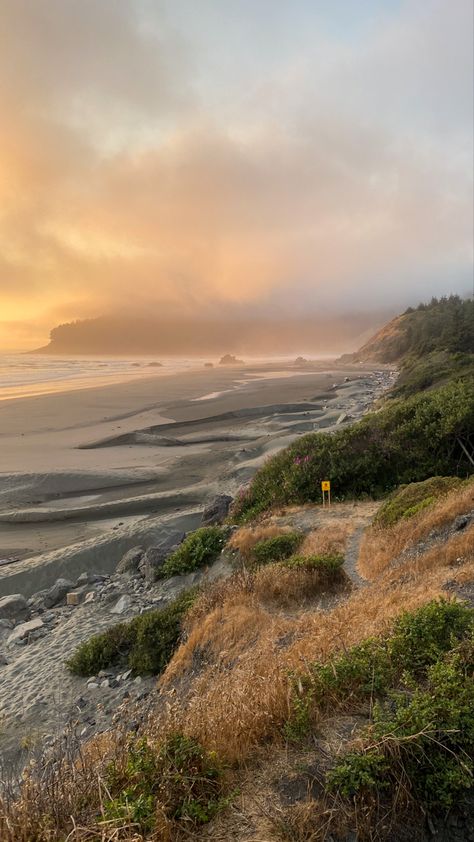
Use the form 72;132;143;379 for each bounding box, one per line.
0;361;395;595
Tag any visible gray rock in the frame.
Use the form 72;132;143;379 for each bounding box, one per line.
0;653;8;665
8;618;44;644
76;572;107;586
110;595;132;615
454;515;470;531
44;578;74;609
139;535;185;583
116;546;145;575
201;494;233;526
0;594;30;621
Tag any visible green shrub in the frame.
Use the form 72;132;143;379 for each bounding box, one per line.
67;589;197;677
374;476;463;528
282;553;344;573
286;600;474;739
328;641;474;809
327;751;390;798
233;379;474;521
160;527;227;578
251;532;303;566
104;733;227;833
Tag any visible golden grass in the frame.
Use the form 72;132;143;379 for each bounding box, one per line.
2;492;472;841
358;477;474;579
299;524;350;558
228;523;296;560
154;521;474;766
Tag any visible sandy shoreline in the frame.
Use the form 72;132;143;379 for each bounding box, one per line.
0;361;396;596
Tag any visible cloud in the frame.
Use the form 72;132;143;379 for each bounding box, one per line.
0;0;472;349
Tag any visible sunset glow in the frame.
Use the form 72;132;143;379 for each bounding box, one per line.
0;0;472;349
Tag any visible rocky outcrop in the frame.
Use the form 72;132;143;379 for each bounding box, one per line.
0;594;30;621
201;495;233;526
116;546;145;576
138;535;185;583
219;354;244;365
43;578;74;609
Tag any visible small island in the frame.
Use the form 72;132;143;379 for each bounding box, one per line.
219;354;244;366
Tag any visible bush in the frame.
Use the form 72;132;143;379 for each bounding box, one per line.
286;599;474;738
328;641;474;809
160;527;227;578
233;379;474;520
67;589;197;677
104;733;227;833
282;553;344;573
251;532;303;566
374;476;463;528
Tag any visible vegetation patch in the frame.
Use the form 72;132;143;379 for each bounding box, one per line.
104;733;228;833
374;476;464;528
251;531;303;566
67;589;197;677
233;378;473;521
327;640;474;810
286;599;473;738
282;553;344;573
159;526;227;578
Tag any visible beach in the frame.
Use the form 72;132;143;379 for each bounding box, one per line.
0;359;395;596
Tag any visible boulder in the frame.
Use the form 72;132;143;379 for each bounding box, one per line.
8;618;44;644
201;494;233;526
116;546;145;575
44;578;74;609
110;595;132;615
138;534;185;583
76;572;107;586
0;594;30;622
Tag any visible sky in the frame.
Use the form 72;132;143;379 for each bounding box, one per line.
0;0;472;350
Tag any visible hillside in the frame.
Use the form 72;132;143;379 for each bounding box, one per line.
342;294;473;397
33;312;390;356
1;297;473;841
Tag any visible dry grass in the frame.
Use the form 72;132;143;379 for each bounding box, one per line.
228;524;297;560
358;478;474;579
3;491;473;841
299;524;350;558
154;519;474;768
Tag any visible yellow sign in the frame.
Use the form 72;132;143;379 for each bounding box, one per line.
321;481;330;492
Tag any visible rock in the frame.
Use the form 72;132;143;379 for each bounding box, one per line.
110;595;132;615
116;546;145;575
74;697;87;709
201;494;233;526
336;412;348;425
0;654;8;665
66;591;81;606
44;578;74;609
0;594;30;621
0;618;14;630
8;618;44;644
84;591;95;604
454;515;470;531
139;535;185;583
87;682;99;690
121;669;132;681
204;362;213;368
76;572;107;586
100;678;110;688
219;354;244;365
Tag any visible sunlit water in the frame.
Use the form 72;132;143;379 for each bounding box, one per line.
0;353;339;401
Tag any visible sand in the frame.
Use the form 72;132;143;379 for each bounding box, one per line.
0;361;396;596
